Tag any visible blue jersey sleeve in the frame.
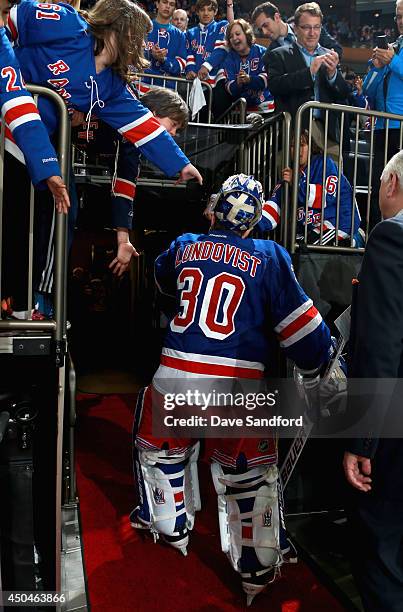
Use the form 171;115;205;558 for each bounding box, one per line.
257;182;282;232
351;91;368;109
185;30;196;73
96;81;190;177
266;242;331;370
0;27;60;186
161;28;187;75
248;50;268;91
223;53;240;97
111;140;140;229
202;21;228;71
299;156;359;243
7;1;87;47
154;240;177;297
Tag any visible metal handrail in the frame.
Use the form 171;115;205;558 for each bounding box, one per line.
289;100;403;254
0;84;70;356
133;72;213;123
217;97;247;125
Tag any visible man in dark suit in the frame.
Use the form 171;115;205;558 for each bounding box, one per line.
264;2;349;153
252;1;343;59
343;150;403;612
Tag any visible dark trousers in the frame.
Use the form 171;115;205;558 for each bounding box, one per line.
1;152;56;310
1;153;31;311
347;496;403;612
370;129;402;229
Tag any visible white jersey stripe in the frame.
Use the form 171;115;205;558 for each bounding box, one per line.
274;299;313;334
5;136;25;164
118;110;154;135
8;113;40;131
135;125;164;147
2;95;38;115
279;311;322;348
161;347;264;370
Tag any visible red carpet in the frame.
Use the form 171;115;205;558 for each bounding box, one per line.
76;393;345;612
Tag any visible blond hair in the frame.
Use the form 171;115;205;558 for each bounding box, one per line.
294;2;323;26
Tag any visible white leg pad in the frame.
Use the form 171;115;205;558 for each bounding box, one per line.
135;442;200;551
211;462;281;574
184;441;201;529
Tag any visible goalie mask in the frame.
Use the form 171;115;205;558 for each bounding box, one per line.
211;174;264;232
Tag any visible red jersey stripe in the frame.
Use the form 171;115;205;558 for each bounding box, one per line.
7;15;18;42
263;202;280;224
123;116;162;144
5;125;15;143
278;304;319;341
312;184;323;209
160;354;264;379
114;179;136;199
4;102;39;126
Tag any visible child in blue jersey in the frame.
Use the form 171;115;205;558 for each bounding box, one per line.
258;131;364;247
224;19;274;112
185;0;232;118
144;0;187;87
7;0;201;185
109;87;189;276
5;0;202;314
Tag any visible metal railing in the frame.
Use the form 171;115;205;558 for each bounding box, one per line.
133;72;213;123
239;112;292;246
0;84;70;353
289;101;403;254
217;97;247;125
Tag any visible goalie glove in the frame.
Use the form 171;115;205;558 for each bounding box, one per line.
293;337;347;419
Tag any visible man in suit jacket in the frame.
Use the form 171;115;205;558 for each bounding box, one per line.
343;150;403;612
251;1;343;59
264;2;349;149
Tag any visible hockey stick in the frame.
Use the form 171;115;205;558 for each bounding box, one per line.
279;307;350;490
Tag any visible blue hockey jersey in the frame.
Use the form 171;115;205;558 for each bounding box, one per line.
153;229;331;388
144;21;186;86
111;139;139;229
7;0;189;178
186;19;228;86
223;45;274;111
258;155;362;245
0;26;60;186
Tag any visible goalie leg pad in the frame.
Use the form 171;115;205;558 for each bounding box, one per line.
211;462;282;599
132;441;201;554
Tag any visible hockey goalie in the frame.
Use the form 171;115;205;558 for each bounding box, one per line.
130;174;333;604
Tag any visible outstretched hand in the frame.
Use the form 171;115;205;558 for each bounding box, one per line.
109;241;139;277
46;176;70;214
177;163;203;185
